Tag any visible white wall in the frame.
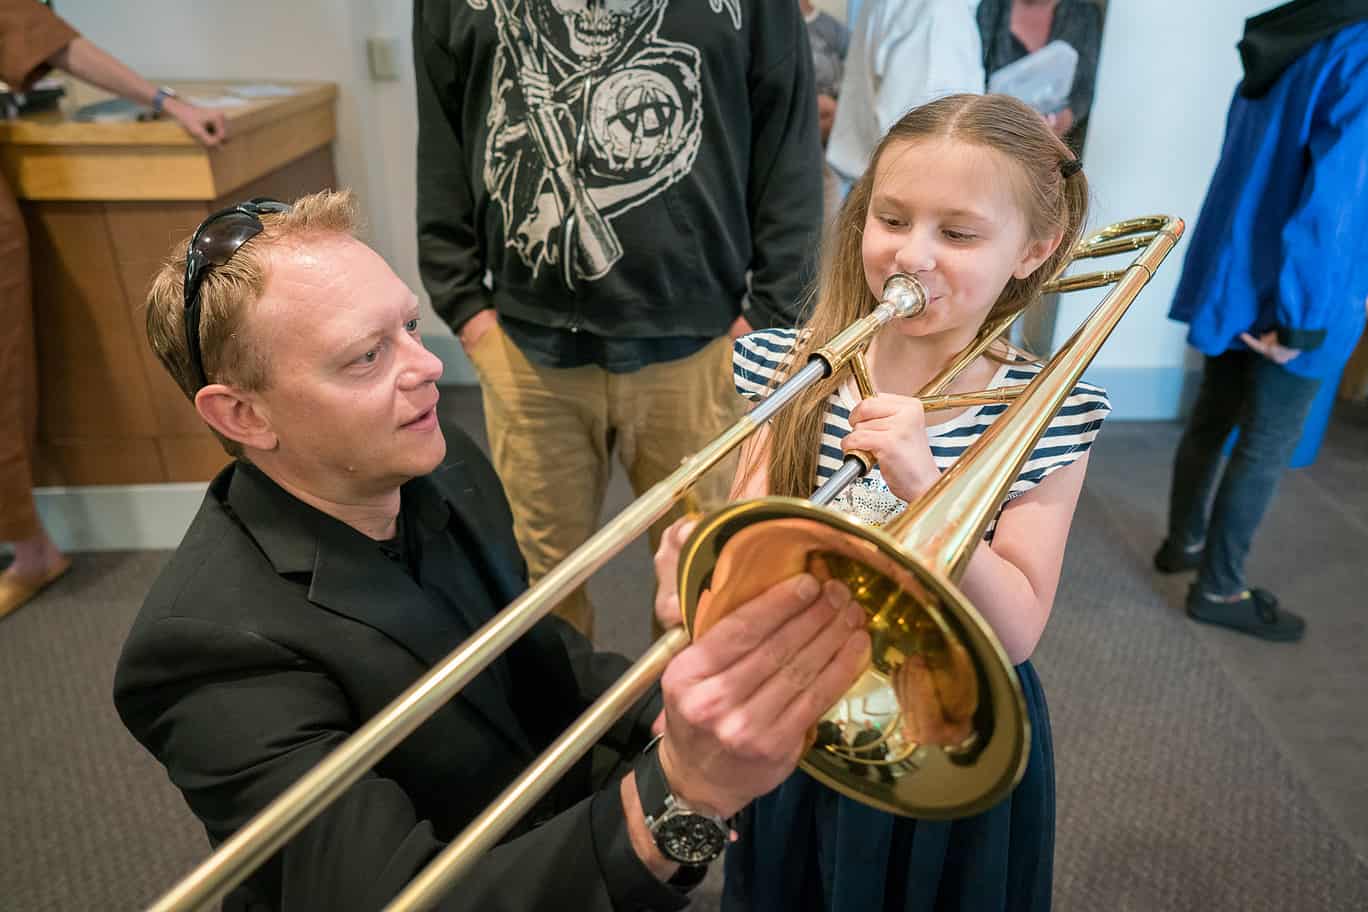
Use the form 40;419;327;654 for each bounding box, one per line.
1061;0;1267;379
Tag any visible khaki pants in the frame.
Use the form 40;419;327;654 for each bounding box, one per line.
0;173;41;542
467;325;741;638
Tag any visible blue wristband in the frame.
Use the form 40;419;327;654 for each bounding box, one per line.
152;86;176;114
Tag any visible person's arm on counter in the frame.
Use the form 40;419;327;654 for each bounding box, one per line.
45;37;226;146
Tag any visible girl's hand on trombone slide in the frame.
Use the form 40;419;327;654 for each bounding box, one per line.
652;516;698;631
842;394;941;502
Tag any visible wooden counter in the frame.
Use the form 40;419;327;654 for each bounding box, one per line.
0;81;337;486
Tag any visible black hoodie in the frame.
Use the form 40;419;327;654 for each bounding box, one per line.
414;0;822;340
1238;0;1368;97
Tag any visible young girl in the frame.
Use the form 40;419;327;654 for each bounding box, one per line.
722;94;1108;911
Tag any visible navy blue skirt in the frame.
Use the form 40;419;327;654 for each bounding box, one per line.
722;661;1054;912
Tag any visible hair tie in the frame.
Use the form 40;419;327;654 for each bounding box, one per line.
1059;158;1083;178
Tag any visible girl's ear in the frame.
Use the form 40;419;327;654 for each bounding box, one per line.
1013;228;1065;280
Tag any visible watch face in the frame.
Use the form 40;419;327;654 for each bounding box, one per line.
657;813;727;865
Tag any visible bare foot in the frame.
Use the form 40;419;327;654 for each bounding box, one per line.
6;531;67;579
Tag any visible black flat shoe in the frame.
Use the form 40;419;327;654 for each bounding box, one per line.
1186;586;1306;642
1154;539;1203;574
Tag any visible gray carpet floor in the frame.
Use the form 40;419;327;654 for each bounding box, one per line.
2;388;1365;911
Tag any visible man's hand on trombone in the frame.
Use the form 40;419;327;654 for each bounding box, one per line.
657;574;869;817
648;520;871;819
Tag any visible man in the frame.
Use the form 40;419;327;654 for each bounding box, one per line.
1156;1;1368;642
414;0;823;637
826;0;984;186
0;0;225;619
114;190;869;910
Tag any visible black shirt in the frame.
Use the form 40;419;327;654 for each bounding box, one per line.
500;314;711;373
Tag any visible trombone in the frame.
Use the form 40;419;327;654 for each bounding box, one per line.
146;215;1183;912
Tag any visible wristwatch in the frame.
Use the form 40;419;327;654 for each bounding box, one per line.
151;86;178;114
633;735;729;867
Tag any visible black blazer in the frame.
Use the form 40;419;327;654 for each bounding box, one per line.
113;429;678;911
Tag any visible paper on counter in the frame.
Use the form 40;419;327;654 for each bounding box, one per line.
230;84;296;99
186;95;249;108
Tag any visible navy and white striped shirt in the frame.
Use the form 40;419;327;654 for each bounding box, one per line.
733;328;1111;538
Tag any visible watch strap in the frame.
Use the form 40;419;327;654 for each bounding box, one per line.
634;734;671;823
667;860;710;890
152;86;177;114
633;735;728;867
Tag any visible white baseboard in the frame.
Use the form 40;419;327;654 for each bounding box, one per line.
34;483;207;552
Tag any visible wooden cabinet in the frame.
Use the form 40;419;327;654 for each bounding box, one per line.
0;82;337;485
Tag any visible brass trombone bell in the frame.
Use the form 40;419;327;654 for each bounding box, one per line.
680;503;1024;818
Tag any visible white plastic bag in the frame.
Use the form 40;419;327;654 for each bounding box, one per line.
987;39;1079;114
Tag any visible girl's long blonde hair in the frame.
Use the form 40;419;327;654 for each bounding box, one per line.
758;93;1090;499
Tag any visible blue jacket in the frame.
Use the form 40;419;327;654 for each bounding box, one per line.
1169;22;1368;379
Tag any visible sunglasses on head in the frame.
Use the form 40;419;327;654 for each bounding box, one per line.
182;197;292;390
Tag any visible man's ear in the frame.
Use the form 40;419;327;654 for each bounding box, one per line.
1014;228;1066;280
194;385;278;452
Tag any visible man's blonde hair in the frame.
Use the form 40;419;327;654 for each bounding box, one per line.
145;189;361;456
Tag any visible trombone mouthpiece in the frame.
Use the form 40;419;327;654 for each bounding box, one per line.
882;274;927;318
